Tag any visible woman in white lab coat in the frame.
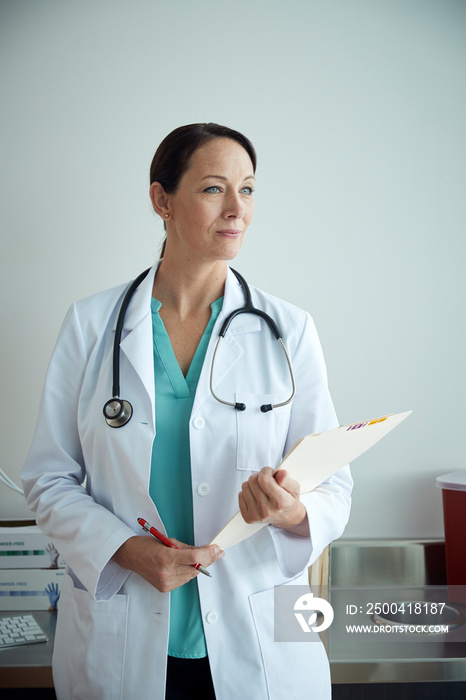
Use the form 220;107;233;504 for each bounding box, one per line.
22;123;352;700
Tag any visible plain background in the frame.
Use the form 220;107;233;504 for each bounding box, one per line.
1;0;465;539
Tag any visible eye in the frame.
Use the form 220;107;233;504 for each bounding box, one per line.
241;186;255;196
204;185;222;194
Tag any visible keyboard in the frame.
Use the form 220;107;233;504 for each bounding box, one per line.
0;614;48;649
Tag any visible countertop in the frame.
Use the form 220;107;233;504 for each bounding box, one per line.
0;610;56;687
1;539;466;688
328;539;466;683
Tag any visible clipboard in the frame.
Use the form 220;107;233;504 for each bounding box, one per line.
210;410;412;549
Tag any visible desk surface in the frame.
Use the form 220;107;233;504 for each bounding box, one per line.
0;611;56;688
2;602;466;688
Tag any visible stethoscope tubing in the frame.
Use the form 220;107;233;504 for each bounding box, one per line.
209;335;295;413
111;267;151;399
104;266;296;426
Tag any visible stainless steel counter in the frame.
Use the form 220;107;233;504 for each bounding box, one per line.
328;539;466;683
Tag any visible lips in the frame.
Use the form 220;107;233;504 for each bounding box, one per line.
217;229;242;237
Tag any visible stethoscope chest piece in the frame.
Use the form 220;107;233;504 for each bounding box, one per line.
103;398;133;428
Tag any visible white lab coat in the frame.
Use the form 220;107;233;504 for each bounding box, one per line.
22;265;352;700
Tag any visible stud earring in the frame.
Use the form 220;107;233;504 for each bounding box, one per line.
164;213;169;219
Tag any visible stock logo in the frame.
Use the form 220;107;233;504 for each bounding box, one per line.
294;592;334;633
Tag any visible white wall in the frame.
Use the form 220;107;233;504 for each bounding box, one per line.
1;0;465;538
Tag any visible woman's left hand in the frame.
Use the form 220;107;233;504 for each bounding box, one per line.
238;467;309;537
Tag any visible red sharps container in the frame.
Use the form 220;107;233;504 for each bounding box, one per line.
436;471;466;605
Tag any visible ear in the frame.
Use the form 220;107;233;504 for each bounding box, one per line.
150;182;170;219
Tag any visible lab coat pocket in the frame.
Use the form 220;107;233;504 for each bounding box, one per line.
53;572;128;700
236;393;291;471
249;587;330;700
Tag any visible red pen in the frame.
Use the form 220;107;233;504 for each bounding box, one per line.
137;517;212;578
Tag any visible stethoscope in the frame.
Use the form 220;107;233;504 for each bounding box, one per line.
103;268;296;427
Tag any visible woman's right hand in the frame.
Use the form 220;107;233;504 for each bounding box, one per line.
112;536;224;592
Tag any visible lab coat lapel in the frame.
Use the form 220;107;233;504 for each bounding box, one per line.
117;266;157;416
193;267;261;414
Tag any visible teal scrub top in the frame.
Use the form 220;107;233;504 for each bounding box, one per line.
149;296;223;658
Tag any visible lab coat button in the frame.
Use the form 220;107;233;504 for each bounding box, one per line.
197;483;210;496
206;611;218;625
193;417;205;430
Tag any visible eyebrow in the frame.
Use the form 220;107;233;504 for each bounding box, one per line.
201;174;256;182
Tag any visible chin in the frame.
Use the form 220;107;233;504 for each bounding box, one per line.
218;240;244;261
197;238;244;264
218;251;241;263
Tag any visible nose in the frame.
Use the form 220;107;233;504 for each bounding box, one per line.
223;191;244;220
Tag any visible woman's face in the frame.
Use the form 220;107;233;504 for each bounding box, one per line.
162;138;255;263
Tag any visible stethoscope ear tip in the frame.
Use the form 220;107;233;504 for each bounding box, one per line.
234;402;246;411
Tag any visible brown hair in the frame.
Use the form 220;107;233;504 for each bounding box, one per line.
150;122;257;191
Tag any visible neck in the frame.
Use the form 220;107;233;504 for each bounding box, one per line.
152;256;228;319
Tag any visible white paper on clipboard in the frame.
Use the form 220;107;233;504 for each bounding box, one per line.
210;410;412;549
